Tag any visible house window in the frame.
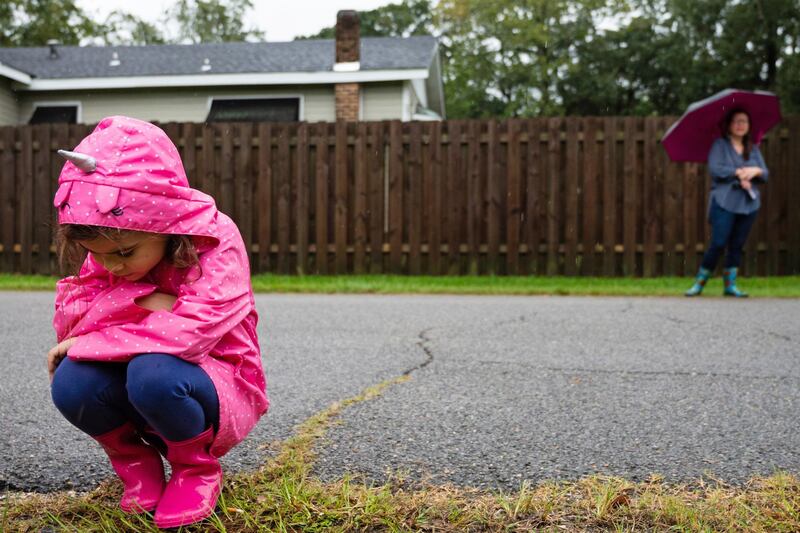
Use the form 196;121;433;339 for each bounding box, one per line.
29;105;78;124
206;98;300;122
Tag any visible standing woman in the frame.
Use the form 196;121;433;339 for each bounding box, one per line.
685;109;769;297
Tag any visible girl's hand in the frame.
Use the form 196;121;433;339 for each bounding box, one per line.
137;291;178;311
47;337;78;382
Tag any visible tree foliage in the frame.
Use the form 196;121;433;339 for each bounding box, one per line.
2;0;800;116
298;0;436;39
168;0;264;43
0;0;97;46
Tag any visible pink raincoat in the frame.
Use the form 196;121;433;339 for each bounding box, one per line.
52;116;268;457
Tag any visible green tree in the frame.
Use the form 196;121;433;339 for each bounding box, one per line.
437;0;619;118
101;11;166;46
0;0;97;46
298;0;436;39
170;0;264;44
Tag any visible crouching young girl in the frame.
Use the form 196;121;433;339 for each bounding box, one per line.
48;115;268;529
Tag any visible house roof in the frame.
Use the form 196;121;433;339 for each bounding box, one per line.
0;37;438;80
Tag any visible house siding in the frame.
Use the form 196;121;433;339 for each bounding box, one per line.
17;86;336;123
0;78;18;125
361;82;404;121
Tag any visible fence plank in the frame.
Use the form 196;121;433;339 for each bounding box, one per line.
642;118;657;277
506;119;522;275
17;126;32;274
335;121;348;274
765;131;781;275
466;120;481;274
257;123;272;272
447;120;463;274
51;123;69;273
788;117;800;274
581;117;597;275
219;123;234;217
547;118;562;275
1;127;15;272
296;123;310;274
181;123;196;188
683;162;698;275
368;122;384;274
353;122;368;274
236;122;253;265
602;118;617;276
388;120;403;273
663;163;679;276
408;122;423;275
33;125;51;274
487;119;500;275
314;122;330;274
525;119;542;274
564;117;579;276
426;121;442;275
276;123;291;274
623;117;637;276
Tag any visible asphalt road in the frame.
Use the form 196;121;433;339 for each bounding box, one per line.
1;292;798;493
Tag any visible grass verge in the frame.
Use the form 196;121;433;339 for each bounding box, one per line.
3;373;800;532
2;273;800;297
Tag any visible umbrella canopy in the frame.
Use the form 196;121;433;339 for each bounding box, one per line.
661;89;782;163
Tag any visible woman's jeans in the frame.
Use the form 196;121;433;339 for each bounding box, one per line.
51;353;219;441
701;199;758;271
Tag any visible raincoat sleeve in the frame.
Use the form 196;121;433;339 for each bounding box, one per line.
749;146;769;183
707;139;738;184
67;234;252;364
53;255;111;342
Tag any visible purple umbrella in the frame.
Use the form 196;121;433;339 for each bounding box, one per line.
661;89;782;163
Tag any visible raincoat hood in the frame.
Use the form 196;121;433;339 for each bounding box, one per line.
54;115;218;238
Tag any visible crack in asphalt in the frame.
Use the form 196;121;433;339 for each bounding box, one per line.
403;327;435;376
472;359;800;381
653;312;796;344
491;315;531;329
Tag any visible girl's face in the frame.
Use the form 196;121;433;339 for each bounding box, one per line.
729;112;750;138
78;231;168;281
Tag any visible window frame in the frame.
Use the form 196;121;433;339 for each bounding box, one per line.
205;94;305;123
28;101;82;124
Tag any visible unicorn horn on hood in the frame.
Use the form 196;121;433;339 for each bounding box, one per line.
57;149;97;173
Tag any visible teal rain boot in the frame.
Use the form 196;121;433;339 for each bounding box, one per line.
723;267;748;297
685;267;711;297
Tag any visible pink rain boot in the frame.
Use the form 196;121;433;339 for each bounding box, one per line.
154;427;222;529
93;422;166;513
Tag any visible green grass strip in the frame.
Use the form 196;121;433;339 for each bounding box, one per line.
3;273;800;297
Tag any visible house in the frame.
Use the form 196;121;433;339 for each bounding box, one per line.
0;10;445;125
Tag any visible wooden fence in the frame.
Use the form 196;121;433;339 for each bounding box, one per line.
1;117;798;277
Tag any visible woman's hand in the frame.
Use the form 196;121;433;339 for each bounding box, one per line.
136;291;178;311
47;337;78;382
736;167;762;181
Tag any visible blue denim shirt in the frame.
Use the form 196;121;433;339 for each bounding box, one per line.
707;137;769;216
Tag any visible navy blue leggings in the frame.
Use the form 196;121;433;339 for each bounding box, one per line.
51;353;219;441
701;199;758;271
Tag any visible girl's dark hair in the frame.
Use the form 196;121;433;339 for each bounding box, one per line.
722;108;752;160
55;224;199;276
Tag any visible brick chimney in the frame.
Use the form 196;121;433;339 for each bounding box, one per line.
334;10;360;121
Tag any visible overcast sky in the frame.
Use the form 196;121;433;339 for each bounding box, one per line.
77;0;398;42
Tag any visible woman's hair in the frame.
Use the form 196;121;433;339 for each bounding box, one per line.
721;108;752;160
55;224;199;276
